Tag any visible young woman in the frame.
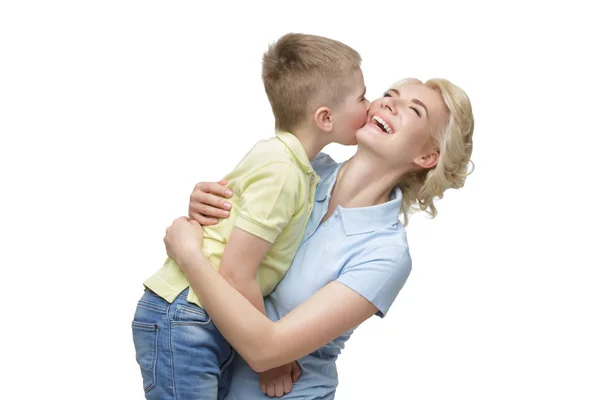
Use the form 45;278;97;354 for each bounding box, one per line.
164;78;474;399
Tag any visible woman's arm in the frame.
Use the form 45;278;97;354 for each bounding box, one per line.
165;217;379;372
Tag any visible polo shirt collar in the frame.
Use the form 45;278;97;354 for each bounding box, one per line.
339;187;403;235
275;130;314;175
315;163;341;201
315;164;403;235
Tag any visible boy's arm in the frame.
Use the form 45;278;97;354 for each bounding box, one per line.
190;177;303;396
218;162;302;316
220;228;303;397
218;227;271;315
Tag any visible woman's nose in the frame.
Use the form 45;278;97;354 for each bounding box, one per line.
381;97;396;115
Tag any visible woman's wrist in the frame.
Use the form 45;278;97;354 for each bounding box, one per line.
177;248;205;272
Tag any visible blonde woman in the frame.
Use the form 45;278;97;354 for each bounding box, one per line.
163;78;474;399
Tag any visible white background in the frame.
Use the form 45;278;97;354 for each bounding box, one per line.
1;1;598;399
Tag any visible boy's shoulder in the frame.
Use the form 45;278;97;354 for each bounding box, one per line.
230;135;305;180
243;136;299;166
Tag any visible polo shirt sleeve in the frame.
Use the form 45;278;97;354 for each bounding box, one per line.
336;246;412;317
234;162;302;244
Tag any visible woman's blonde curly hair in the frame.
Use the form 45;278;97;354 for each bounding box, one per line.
393;78;475;225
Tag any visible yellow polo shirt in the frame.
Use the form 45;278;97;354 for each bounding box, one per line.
144;131;320;307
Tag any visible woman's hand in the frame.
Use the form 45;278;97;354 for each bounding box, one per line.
189;179;233;225
163;217;205;267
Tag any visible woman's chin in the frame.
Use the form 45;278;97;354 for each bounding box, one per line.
356;125;387;149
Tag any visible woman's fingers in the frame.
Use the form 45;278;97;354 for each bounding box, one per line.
190;190;231;209
190;191;232;213
193;181;232;199
188;212;218;226
195;203;230;218
188;180;232;225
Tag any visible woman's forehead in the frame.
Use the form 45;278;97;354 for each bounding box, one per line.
390;83;449;124
390;82;427;96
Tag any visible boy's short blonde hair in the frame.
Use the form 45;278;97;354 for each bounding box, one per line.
262;33;362;131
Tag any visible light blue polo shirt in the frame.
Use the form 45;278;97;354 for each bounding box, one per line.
225;153;412;400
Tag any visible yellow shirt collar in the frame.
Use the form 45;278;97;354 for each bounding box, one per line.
275;130;315;175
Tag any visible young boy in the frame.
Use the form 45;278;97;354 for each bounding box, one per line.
132;33;369;400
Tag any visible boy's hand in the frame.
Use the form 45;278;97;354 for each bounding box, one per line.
189;179;233;226
259;361;302;397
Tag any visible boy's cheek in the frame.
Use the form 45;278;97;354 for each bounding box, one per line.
354;109;368;129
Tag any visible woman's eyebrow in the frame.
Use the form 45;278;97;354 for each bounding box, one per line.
389;88;429;116
412;98;429;117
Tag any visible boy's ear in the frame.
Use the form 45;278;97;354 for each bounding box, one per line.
314;107;333;132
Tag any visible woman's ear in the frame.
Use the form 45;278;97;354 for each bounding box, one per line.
414;150;439;169
314;107;333;132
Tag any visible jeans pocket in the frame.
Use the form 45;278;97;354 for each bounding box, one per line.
132;321;158;393
173;304;210;325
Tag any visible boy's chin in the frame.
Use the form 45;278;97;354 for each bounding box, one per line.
339;135;358;146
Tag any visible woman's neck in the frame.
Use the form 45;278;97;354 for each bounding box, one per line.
329;149;407;209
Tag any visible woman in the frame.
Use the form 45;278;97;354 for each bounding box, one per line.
164;78;474;399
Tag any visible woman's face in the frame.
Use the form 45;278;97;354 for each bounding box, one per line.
356;83;449;170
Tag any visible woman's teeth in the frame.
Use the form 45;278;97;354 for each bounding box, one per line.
372;116;393;134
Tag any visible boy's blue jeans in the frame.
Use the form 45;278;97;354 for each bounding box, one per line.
132;288;235;400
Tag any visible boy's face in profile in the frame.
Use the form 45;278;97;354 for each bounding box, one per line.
330;69;370;146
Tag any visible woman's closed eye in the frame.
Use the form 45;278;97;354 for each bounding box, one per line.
383;91;421;117
410;106;421;117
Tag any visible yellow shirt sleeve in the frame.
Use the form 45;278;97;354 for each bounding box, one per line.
234;162;302;244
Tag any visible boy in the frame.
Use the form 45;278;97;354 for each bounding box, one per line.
132;33;369;400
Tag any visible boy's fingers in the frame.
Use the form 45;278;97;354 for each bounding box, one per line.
259;378;267;394
275;380;284;397
283;376;293;394
291;362;302;382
